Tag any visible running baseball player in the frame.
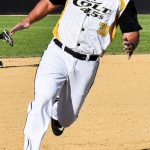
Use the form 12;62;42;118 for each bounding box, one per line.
10;0;142;149
0;29;13;46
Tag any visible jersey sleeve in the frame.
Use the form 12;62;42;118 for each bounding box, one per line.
49;0;66;5
118;0;142;33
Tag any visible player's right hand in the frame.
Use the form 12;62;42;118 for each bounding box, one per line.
123;37;135;60
10;18;31;35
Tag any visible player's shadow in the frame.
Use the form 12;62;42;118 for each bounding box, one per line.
141;148;150;150
2;64;39;68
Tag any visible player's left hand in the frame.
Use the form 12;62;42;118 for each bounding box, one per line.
10;18;31;35
123;37;135;60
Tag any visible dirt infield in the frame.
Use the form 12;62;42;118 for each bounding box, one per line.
0;55;150;150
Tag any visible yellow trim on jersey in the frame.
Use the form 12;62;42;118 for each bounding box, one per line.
53;0;69;39
111;0;126;41
111;25;117;41
119;0;125;12
110;13;119;41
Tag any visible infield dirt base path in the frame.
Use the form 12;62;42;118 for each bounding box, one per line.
0;55;150;150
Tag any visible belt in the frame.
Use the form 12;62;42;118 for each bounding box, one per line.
53;39;99;61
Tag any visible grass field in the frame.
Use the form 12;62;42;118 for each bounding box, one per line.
0;15;149;57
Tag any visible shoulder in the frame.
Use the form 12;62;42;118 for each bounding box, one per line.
119;0;133;15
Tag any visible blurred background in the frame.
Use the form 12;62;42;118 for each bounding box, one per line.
0;0;149;15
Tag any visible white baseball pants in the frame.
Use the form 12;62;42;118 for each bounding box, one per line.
24;39;99;150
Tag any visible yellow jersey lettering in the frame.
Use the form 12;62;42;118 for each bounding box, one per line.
97;22;110;37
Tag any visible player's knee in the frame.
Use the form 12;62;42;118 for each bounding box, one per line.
33;90;56;109
35;90;55;101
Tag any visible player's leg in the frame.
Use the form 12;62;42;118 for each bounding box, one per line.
54;58;99;127
24;41;67;150
50;45;79;136
50;81;69;135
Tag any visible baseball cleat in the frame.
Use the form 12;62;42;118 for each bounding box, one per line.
51;117;64;136
2;30;13;46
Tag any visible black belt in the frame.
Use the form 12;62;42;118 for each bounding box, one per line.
53;39;99;61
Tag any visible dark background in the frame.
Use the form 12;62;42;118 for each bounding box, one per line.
0;0;149;14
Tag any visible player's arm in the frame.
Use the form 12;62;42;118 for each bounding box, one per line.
10;0;65;34
118;0;142;59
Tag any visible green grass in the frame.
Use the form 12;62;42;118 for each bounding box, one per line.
0;15;59;57
0;15;149;57
107;14;150;54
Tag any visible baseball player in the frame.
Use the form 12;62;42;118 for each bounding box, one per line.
0;29;13;46
10;0;142;149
